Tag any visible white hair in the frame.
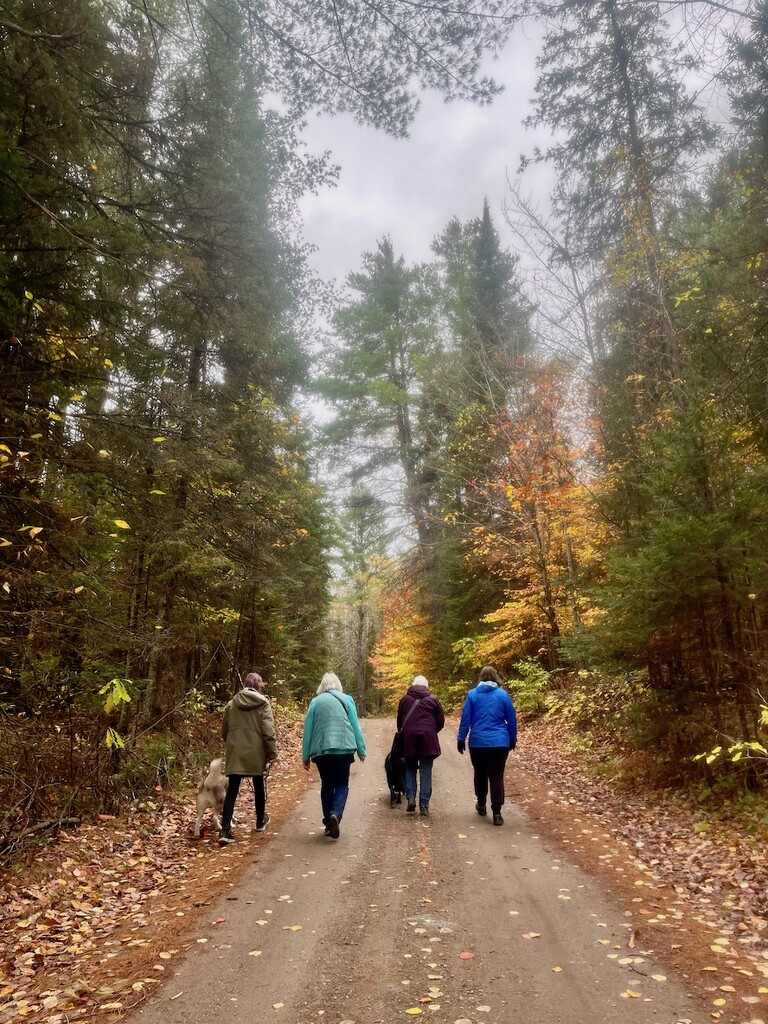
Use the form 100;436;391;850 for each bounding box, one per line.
412;674;429;689
317;672;343;694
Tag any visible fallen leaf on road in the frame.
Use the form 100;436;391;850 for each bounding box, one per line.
272;1002;283;1009
522;932;541;939
405;1008;422;1015
651;975;667;982
476;1005;491;1012
248;950;262;957
621;991;641;999
552;967;562;973
459;952;475;960
457;834;467;840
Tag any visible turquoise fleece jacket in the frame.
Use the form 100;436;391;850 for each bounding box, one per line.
302;691;367;761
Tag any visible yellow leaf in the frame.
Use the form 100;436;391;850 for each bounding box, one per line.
74;586;85;594
651;974;667;982
0;538;12;547
113;520;131;530
24;289;33;299
405;1009;422;1016
552;966;562;973
622;990;641;999
104;358;113;368
149;489;165;495
28;526;43;539
272;1003;283;1009
712;998;726;1006
248;950;262;957
457;833;467;839
710;945;727;954
153;436;167;442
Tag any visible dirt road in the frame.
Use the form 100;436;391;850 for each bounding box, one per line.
130;719;703;1024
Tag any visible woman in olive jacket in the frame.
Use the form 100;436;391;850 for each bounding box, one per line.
219;672;277;845
397;674;445;816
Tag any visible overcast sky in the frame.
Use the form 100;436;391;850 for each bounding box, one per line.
298;23;551;286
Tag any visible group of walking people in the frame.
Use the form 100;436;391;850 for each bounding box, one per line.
216;665;517;844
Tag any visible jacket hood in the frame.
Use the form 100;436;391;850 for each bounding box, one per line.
232;688;270;710
476;681;500;692
406;685;431;700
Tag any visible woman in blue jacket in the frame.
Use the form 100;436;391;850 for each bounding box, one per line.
457;665;517;826
302;673;367;839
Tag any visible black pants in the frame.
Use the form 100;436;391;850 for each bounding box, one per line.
221;774;266;831
469;747;509;814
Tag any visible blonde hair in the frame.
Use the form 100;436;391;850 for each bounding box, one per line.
317;672;343;694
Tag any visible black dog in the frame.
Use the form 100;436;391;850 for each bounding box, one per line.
385;748;406;807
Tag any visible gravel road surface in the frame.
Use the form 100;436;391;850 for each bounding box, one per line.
130;718;703;1024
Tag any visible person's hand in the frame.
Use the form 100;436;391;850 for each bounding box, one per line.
358;753;366;762
302;759;311;772
457;740;465;755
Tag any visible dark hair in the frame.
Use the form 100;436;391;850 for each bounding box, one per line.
478;665;502;684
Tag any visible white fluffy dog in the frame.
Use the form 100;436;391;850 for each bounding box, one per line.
194;757;228;837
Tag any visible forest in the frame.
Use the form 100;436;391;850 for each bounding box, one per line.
2;0;768;845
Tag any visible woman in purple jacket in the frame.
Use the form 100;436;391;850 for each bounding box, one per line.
397;674;445;816
457;665;517;826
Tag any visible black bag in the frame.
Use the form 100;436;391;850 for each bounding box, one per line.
390;730;405;761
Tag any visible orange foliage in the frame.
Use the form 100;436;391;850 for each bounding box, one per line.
370;579;436;703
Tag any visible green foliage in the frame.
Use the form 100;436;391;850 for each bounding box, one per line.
507;659;550;718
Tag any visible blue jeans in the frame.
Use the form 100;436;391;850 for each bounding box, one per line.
404;755;434;808
313;754;354;822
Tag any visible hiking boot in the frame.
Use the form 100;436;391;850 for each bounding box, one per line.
475;802;487;816
492;813;504;826
419;806;429;817
406;801;416;813
218;830;234;846
327;813;340;839
255;814;270;833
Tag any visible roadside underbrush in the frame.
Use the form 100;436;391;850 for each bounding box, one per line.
0;701;305;859
518;668;768;836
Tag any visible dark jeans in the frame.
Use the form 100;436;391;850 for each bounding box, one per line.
221;773;266;831
313;754;354;822
404;755;434;808
469;747;509;814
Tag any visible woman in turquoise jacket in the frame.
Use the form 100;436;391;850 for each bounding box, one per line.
457;665;517;826
302;673;367;839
